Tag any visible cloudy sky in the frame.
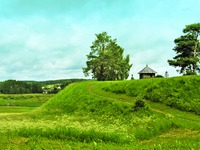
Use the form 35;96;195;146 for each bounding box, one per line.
0;0;199;81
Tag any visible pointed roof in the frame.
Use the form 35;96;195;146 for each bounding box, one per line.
138;65;157;74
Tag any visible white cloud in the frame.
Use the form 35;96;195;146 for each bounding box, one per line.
0;14;97;80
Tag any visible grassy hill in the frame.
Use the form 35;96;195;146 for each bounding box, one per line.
0;76;200;149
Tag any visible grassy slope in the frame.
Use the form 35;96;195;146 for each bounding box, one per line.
90;80;200;148
1;77;200;149
103;75;200;113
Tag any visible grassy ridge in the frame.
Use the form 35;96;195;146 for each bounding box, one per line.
33;82;178;143
0;82;179;149
40;83;133;116
103;76;200;113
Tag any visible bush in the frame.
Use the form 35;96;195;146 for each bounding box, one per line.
133;97;148;111
155;75;164;78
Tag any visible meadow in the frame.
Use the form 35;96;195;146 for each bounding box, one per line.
0;94;53;113
0;76;200;149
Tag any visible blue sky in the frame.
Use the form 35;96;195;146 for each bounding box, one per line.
0;0;199;81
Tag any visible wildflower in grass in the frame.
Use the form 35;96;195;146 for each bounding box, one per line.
166;113;174;118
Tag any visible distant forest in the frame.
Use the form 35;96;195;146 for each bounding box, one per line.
0;79;88;94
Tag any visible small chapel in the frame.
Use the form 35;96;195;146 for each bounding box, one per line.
138;65;157;79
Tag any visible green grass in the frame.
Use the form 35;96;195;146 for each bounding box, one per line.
0;106;36;113
0;77;200;149
0;94;53;107
87;80;200;148
92;81;200;128
0;94;54;113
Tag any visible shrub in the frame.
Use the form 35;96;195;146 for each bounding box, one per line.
133;97;148;111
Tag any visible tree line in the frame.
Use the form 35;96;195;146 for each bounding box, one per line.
0;80;43;94
0;79;88;94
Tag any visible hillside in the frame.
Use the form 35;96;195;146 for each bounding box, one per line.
1;77;200;149
35;78;200;148
103;75;200;113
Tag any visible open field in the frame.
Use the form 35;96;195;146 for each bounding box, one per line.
0;94;54;113
0;94;54;107
0;76;200;149
0;106;36;113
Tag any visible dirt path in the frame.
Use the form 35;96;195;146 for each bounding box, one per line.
88;83;200;124
88;84;117;101
88;83;168;115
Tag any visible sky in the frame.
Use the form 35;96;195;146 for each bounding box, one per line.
0;0;199;81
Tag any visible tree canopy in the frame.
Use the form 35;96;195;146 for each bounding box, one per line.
83;32;132;81
168;23;200;75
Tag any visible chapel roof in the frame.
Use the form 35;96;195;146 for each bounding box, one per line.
138;65;157;74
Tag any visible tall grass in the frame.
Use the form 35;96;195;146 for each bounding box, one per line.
0;94;53;107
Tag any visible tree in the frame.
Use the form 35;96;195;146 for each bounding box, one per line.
83;32;132;81
168;23;200;75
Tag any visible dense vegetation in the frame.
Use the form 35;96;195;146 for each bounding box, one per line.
103;75;200;113
0;80;43;94
28;78;88;87
1;77;200;149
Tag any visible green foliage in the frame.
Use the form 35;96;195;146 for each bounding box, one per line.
155;74;164;78
83;32;132;81
168;23;200;75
